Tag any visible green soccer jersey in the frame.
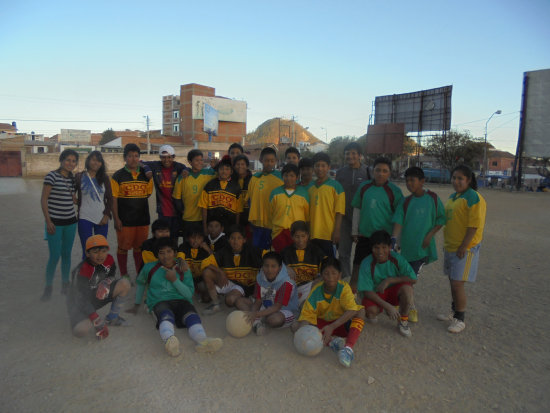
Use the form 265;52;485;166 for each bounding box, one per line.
392;191;446;263
351;180;403;237
357;251;417;292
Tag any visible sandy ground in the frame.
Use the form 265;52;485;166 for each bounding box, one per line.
1;178;550;413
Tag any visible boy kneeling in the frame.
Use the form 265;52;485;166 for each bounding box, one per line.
67;235;131;339
130;237;223;357
357;230;417;338
292;257;365;368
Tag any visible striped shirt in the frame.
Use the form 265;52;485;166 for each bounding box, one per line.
44;170;77;225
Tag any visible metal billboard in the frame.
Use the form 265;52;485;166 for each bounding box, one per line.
522;69;550;157
192;96;246;123
374;86;452;133
203;103;219;136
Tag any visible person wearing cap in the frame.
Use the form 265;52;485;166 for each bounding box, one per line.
66;235;131;340
141;144;188;240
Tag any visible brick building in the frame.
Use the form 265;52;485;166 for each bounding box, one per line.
163;83;247;151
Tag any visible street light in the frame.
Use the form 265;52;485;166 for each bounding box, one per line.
483;110;501;184
320;127;327;143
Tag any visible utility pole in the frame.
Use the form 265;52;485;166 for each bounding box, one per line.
291;115;296;147
143;115;150;154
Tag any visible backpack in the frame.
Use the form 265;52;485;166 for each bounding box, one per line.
360;182;396;212
402;190;438;219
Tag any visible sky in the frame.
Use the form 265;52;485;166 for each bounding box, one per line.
1;0;549;153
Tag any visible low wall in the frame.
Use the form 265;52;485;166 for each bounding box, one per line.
22;152;192;177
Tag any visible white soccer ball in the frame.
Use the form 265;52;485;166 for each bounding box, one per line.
226;310;252;338
294;325;323;356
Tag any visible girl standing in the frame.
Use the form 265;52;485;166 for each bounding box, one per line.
75;151;113;259
438;165;487;333
40;149;79;301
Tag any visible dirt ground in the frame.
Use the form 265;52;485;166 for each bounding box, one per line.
1;178;549;412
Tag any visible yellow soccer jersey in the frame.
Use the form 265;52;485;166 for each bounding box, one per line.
308;179;345;241
444;188;487;252
246;170;283;228
299;281;362;324
172;169;215;221
269;185;310;238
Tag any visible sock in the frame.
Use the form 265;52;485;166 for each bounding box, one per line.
184;313;207;343
117;249;128;275
106;294;127;320
400;315;409;322
454;311;465;322
159;320;175;342
345;317;364;349
133;250;143;273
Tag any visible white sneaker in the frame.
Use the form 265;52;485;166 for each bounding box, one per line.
398;320;412;338
448;318;466;333
437;312;454;322
165;336;181;357
195;337;223;353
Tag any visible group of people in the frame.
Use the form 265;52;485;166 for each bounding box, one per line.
40;140;486;367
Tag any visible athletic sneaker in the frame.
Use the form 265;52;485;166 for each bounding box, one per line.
165;335;180;357
398;320;412;338
338;347;354;368
448;318;466;333
105;316;131;326
328;337;346;353
203;303;221;315
253;321;267;336
195;337;223;353
40;286;52;302
409;308;418;323
437;312;454;322
61;282;70;295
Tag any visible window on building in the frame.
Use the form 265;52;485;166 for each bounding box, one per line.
173;124;179;133
37;147;44;153
173;110;179;119
492;161;498;166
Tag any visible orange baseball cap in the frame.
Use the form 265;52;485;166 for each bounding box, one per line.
86;235;109;251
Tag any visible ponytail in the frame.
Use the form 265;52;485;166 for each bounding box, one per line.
451;164;477;191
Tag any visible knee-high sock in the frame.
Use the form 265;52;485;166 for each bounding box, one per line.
133;250;143;273
184;313;207;343
117;249;128;275
159;321;175;342
345;317;365;349
106;294;127;320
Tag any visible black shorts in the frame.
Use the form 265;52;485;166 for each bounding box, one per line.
353;237;372;266
312;239;335;258
66;279;120;329
152;299;197;329
409;257;428;276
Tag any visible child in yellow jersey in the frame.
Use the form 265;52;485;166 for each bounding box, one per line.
298;157;315;191
232;154;253;239
281;221;326;305
437;165;487;334
308;153;345;258
246;147;283;249
269;163;310;252
198;156;242;234
293;257;365;368
177;224;212;302
141;219;171;264
201;225;265;314
172;149;215;234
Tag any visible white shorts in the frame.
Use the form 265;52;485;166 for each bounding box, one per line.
216;280;245;296
297;282;313;306
259;305;295;327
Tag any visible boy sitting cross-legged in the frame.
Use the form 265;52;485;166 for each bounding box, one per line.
357;230;417;338
292;257;365;368
66;235;131;340
128;237;223;357
235;252;299;335
201;225;265;315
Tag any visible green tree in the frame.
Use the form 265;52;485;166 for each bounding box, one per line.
424;130;485;173
99;129;117;145
327;136;357;168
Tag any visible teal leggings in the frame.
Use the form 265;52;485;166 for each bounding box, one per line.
45;223;77;286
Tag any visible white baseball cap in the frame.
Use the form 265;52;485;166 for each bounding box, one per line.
159;145;175;156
